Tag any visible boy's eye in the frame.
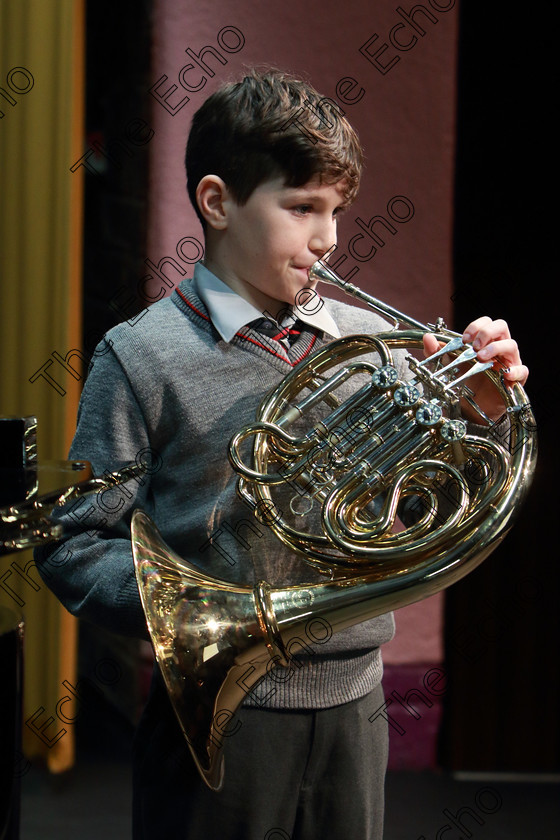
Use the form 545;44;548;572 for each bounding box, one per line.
292;204;345;217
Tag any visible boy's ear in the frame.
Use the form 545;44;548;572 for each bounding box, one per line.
196;175;230;230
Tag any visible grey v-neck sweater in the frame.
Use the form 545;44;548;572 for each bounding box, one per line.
36;278;408;709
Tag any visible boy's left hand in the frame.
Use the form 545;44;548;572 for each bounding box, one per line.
423;316;529;422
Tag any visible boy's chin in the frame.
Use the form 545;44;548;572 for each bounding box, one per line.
258;272;317;311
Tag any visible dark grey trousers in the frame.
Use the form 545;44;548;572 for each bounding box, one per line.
133;676;388;840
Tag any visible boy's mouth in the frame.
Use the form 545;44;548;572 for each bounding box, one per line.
293;265;313;280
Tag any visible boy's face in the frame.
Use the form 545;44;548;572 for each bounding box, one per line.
203;176;347;316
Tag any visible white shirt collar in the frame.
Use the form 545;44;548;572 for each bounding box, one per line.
193;262;340;342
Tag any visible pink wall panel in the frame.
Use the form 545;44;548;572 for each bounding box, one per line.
148;0;459;664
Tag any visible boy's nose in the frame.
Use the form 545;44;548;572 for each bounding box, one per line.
309;218;337;256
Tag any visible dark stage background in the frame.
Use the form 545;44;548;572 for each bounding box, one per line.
441;4;557;772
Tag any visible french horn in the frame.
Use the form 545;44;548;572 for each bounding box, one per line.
131;260;537;791
0;413;148;555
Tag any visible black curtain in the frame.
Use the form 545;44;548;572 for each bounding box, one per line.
82;0;153;357
75;0;153;757
441;5;558;771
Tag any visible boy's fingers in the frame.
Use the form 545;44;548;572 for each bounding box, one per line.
475;338;520;364
501;363;529;386
463;318;514;351
422;333;442;357
462;316;509;344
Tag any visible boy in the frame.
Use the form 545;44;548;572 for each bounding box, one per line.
36;70;527;839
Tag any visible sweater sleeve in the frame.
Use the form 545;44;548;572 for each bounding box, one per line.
33;345;154;640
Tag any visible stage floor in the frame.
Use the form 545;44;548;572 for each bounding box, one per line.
20;759;560;839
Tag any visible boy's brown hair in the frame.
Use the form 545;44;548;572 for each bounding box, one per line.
185;68;363;228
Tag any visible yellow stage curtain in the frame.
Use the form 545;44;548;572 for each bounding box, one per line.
0;0;85;773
